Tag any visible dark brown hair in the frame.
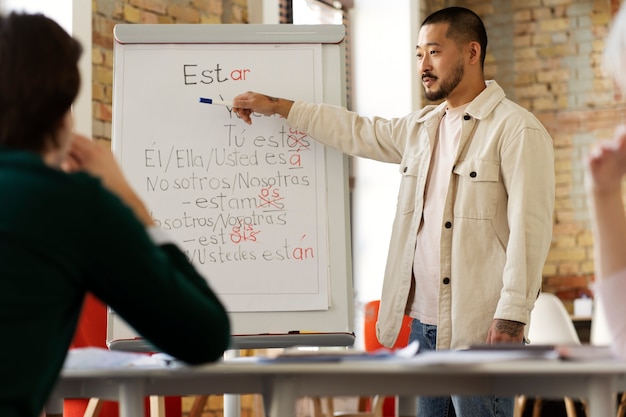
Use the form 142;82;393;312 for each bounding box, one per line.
0;12;82;153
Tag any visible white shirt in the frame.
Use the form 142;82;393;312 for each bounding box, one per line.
410;104;467;324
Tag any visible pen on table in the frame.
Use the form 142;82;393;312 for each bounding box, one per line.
199;97;234;107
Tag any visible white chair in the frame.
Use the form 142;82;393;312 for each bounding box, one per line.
514;292;582;417
527;293;581;346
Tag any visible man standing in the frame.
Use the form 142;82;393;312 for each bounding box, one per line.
234;7;554;417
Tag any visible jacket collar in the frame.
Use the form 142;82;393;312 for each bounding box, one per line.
416;80;505;123
465;80;506;120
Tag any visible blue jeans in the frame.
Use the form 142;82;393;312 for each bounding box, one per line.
409;319;514;417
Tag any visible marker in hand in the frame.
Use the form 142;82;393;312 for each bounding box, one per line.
199;97;234;107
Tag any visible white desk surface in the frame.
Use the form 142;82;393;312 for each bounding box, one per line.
52;357;626;417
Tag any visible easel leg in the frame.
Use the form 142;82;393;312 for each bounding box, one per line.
224;349;241;417
268;377;297;417
118;381;145;417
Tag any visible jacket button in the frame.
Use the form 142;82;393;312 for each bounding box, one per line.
403;166;407;173
443;277;450;285
444;221;452;229
463;114;471;121
470;171;477;178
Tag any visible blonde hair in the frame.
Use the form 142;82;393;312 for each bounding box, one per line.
604;5;626;91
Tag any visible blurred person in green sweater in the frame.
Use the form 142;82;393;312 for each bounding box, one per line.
0;12;231;417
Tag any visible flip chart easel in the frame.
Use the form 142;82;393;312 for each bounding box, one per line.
107;23;354;350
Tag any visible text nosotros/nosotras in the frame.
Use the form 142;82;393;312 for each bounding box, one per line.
146;170;310;192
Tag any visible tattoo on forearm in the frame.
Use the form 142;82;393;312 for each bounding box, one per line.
495;319;524;337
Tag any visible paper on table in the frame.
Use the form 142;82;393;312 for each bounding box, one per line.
556;345;615;361
63;347;176;369
465;343;616;361
404;348;560;366
259;341;420;363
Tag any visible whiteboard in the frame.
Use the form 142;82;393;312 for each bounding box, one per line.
108;24;354;345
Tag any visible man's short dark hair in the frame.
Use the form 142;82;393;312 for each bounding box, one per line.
422;7;488;69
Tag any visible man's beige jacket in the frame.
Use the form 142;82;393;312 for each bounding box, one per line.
288;81;555;349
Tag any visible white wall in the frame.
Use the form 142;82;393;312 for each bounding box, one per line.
72;0;92;137
0;0;92;137
260;0;278;24
349;0;420;347
1;0;72;30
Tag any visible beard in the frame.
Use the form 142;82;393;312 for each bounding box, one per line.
423;59;465;102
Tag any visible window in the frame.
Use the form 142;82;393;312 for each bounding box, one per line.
294;0;343;24
293;0;352;110
0;0;92;137
0;0;72;33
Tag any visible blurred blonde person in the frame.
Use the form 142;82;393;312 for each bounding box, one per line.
586;4;626;359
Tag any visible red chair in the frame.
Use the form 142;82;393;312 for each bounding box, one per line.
64;294;182;417
363;300;411;417
313;300;412;417
363;300;411;352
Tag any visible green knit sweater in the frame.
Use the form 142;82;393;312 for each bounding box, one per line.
0;148;231;417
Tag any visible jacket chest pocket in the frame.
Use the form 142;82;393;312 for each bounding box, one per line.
397;159;421;214
452;160;500;219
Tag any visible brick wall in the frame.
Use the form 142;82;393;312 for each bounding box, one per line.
422;0;626;312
